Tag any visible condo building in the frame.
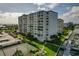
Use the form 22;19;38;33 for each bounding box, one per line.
58;19;64;33
18;10;58;42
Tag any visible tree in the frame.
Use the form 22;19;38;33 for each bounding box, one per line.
50;35;58;40
13;49;24;56
58;33;62;37
68;22;75;30
26;32;34;38
50;35;62;45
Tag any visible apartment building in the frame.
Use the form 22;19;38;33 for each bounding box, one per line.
18;10;58;42
58;19;64;33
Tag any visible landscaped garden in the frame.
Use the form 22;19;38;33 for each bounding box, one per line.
16;29;71;56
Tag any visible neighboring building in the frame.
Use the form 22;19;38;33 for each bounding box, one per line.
0;25;5;28
64;23;69;28
58;19;64;33
64;22;73;28
18;10;58;42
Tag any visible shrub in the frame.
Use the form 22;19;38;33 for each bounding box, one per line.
50;35;58;40
13;49;24;56
26;32;34;38
49;35;62;45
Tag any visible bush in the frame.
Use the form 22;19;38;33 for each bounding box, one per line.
30;49;39;54
20;33;26;36
26;32;34;38
58;33;62;36
13;49;24;56
49;35;62;45
50;35;58;40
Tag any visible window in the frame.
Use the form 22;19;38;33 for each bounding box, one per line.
38;29;43;31
47;12;49;14
46;21;48;22
46;23;48;25
35;33;37;35
38;26;43;28
46;34;48;36
46;29;48;30
38;34;40;36
46;18;48;19
37;34;43;36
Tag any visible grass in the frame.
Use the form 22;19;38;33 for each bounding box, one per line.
44;43;59;56
17;34;24;39
16;34;59;56
29;40;59;56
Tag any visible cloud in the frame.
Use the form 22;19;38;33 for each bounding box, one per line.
45;3;59;9
0;12;25;24
37;7;46;10
0;3;59;24
33;3;45;6
33;3;59;11
60;6;79;24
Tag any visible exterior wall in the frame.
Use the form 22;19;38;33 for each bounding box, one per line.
18;15;27;33
58;19;64;33
18;16;22;33
35;11;45;41
18;10;58;42
48;11;58;40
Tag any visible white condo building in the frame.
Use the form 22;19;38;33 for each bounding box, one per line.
18;10;58;42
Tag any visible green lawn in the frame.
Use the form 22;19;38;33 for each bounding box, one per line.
44;43;59;56
28;40;59;56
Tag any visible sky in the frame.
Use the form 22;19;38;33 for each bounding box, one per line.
0;3;79;24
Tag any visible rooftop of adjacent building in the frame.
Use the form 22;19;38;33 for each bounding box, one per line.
58;18;64;22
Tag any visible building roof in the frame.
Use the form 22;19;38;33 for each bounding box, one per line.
58;18;64;22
